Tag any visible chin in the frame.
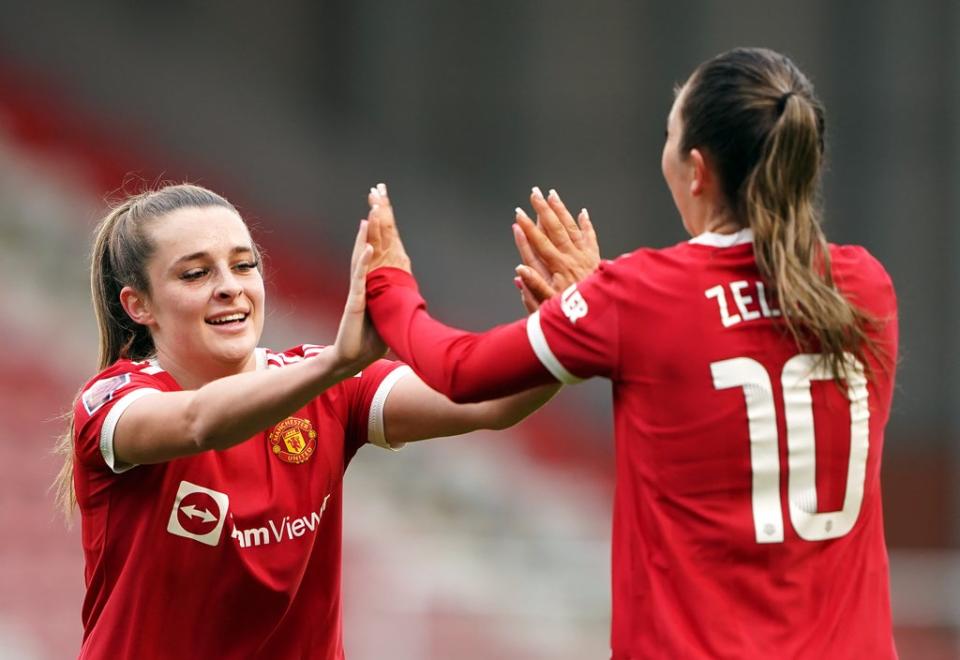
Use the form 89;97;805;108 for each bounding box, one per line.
210;337;257;366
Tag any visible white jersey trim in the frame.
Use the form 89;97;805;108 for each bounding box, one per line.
99;388;162;474
689;227;754;247
367;365;414;451
526;311;583;385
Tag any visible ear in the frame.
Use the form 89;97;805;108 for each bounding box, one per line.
119;286;154;327
688;148;708;197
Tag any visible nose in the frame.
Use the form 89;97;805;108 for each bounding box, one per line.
214;271;243;300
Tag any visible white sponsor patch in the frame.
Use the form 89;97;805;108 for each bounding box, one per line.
82;373;131;415
560;284;589;324
166;481;230;547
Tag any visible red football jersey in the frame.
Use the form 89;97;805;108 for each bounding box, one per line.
365;228;898;659
529;230;898;658
72;345;410;660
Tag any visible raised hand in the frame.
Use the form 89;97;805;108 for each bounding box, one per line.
513;187;600;311
333;219;387;370
366;182;412;274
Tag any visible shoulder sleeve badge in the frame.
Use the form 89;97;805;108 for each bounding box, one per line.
81;373;132;415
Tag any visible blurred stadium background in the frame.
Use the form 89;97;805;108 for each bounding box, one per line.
0;1;957;658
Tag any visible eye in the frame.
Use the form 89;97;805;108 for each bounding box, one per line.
180;268;208;281
235;260;259;272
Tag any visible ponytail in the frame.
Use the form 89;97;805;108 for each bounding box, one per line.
680;48;880;382
744;93;873;380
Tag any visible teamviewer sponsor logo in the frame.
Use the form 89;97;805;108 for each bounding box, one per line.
166;481;230;547
230;494;331;549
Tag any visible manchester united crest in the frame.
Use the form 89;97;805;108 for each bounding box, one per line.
269;417;317;464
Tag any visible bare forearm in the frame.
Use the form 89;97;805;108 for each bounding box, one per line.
115;349;370;465
188;349;361;451
384;374;560;445
477;383;561;430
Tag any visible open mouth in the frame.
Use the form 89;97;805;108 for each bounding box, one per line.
206;312;249;326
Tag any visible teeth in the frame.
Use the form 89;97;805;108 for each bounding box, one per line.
208;313;246;325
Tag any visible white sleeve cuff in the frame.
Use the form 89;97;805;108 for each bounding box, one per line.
367;365;413;451
99;388;161;474
526;310;583;385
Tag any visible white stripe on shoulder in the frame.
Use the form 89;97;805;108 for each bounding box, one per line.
526;310;583;385
367;365;414;451
99;388;161;474
688;227;754;247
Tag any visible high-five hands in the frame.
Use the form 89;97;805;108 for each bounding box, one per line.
366;182;412;274
513;187;600;313
363;182;598;315
333;218;387;371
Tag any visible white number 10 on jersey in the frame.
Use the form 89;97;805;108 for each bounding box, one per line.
711;353;870;543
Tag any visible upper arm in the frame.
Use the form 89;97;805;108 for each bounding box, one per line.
74;368;195;474
532;261;624;381
111;390;203;467
340;362;474;450
380;371;496;445
379;371;561;446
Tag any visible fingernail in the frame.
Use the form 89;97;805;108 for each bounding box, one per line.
515;207;524;217
548;188;558;199
531;186;543;199
370;187;379;198
377;183;387;196
581;208;589;218
513;276;522;290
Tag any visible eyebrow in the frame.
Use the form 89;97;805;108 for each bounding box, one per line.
173;246;254;266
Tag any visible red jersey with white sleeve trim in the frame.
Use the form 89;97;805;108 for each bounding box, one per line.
529;232;898;659
364;230;898;659
72;345;410;660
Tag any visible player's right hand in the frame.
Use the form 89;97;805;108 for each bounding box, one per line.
513;187;600;311
333;217;387;371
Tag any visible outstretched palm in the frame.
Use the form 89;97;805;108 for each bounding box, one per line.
334;218;386;369
513;187;601;312
366;183;412;274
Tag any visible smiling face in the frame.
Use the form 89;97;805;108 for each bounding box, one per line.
123;206;265;386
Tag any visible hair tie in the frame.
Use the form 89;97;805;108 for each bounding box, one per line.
776;91;795;114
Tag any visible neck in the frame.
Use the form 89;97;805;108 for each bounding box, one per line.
154;349;258;390
695;204;743;236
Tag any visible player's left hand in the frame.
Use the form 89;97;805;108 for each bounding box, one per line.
513;187;600;310
366;183;413;274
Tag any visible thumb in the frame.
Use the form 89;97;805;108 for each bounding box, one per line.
516;264;556;302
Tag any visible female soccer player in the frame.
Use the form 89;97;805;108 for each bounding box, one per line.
55;184;559;659
364;48;899;658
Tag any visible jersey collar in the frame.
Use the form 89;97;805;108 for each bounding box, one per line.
688;227;754;247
